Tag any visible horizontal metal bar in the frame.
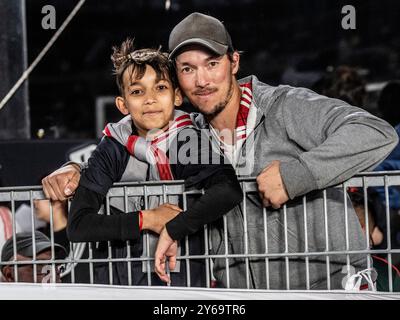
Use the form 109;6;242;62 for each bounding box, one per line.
2;248;399;268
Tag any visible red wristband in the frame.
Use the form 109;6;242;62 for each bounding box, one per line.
139;211;143;231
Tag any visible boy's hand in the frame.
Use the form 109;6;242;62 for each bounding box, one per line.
154;227;177;284
42;164;81;201
142;203;182;234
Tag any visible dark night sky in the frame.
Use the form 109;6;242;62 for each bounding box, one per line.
24;0;400;139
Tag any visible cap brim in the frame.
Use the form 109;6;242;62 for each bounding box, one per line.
169;38;228;59
20;241;67;259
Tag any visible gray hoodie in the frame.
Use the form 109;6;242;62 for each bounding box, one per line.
191;75;398;289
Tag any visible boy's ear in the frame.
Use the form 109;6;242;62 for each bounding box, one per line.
115;96;129;115
174;88;183;107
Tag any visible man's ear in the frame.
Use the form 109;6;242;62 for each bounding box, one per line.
115;96;129;115
230;51;240;75
2;266;14;282
174;88;183;107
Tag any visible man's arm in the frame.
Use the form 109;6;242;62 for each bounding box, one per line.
261;86;398;202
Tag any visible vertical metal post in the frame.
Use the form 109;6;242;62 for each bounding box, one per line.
223;214;230;289
0;0;30;139
362;177;372;274
183;192;191;287
384;176;393;292
323;190;330;290
343;185;351;283
48;200;56;283
88;242;94;284
123;187;132;286
303;196;310;290
262;207;269;289
30;191;37;284
11;191;18;282
162;185;171;286
283;204;290;290
203;189;210;288
68;199;75;284
105;195;113;285
241;183;250;289
143;186;151;286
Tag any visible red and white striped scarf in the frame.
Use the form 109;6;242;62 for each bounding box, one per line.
215;82;254;163
103;110;194;181
236;82;253;143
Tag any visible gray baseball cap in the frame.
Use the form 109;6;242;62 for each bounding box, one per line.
169;12;234;59
1;231;67;264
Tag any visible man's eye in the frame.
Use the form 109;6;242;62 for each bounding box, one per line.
208;61;219;68
181;67;192;73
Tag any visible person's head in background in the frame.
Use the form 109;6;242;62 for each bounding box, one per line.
1;231;67;283
378;80;400;127
312;65;367;107
111;38;183;138
348;188;384;247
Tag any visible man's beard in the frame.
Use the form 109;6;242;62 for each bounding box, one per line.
195;76;234;119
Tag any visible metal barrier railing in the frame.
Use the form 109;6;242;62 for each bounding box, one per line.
0;172;400;292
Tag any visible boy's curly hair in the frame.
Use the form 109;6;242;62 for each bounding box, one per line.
111;38;177;95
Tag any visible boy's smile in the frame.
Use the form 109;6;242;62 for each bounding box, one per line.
115;64;182;138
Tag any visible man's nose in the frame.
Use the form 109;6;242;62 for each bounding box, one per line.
195;68;210;87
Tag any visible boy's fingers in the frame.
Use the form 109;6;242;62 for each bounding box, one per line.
155;256;170;283
168;255;176;271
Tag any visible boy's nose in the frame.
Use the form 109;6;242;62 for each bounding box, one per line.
144;92;157;105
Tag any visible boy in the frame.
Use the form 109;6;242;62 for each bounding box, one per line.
67;38;242;286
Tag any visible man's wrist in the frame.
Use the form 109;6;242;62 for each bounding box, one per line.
70;163;81;172
62;161;82;172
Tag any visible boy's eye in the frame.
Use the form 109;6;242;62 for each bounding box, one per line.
157;84;168;90
130;89;143;95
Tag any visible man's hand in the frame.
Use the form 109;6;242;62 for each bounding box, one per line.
142;203;182;234
256;160;289;209
154;227;178;284
41;164;81;201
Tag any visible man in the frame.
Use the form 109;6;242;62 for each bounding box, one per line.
42;13;398;289
1;231;67;283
